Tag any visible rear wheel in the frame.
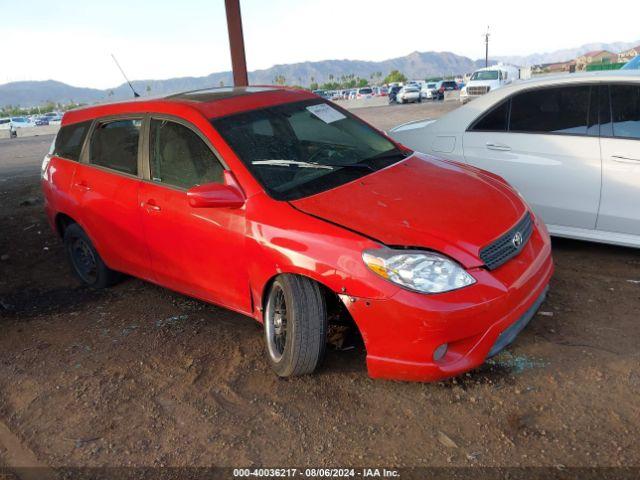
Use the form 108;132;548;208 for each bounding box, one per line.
263;275;328;377
63;223;121;288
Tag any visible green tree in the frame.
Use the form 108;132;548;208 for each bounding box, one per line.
383;70;407;84
309;82;319;91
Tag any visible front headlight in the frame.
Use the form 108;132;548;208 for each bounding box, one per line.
362;248;475;294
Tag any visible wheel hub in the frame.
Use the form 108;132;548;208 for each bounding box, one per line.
273;312;284;335
266;286;288;361
70;237;97;283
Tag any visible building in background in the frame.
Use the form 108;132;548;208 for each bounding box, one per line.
618;45;640;63
575;50;618;71
532;60;576;74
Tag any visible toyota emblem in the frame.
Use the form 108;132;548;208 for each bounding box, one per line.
512;231;523;248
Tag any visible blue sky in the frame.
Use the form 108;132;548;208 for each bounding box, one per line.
3;0;639;88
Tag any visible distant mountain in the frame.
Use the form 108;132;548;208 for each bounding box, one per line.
492;40;640;66
0;80;105;108
0;51;487;108
3;39;640;108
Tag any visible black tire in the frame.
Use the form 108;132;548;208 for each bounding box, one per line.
63;223;121;288
263;275;328;377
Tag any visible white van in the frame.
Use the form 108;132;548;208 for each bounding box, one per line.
460;64;520;103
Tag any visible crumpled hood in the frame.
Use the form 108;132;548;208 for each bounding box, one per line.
291;154;527;268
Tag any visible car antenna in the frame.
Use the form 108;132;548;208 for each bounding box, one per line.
111;54;140;98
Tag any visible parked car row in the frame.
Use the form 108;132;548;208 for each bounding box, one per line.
387;80;462;105
313;87;389;101
312;80;467;106
0;112;63;134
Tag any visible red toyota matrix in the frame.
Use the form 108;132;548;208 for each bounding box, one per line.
42;87;553;382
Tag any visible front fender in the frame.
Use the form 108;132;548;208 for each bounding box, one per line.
244;193;399;321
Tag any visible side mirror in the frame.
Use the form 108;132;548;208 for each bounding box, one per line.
187;171;245;209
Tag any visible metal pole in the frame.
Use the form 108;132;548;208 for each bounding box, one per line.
485;26;490;68
225;0;249;87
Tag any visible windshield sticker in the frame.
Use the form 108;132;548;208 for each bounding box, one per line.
306;104;346;124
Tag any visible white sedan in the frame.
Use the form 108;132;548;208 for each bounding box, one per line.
389;71;640;248
421;82;438;100
396;85;421;104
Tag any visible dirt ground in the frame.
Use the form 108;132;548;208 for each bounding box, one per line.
0;101;639;476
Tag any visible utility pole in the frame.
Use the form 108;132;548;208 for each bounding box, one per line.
225;0;249;87
484;26;490;68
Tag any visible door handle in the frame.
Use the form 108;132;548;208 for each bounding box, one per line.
486;142;511;152
142;200;161;212
73;181;91;191
612;155;640;163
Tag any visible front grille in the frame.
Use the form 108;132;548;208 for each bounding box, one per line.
468;86;490;96
479;212;533;270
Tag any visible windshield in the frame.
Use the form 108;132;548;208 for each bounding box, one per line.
212;100;407;200
471;70;499;81
359;88;372;94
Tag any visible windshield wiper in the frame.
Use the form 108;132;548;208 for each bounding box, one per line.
319;161;375;171
252;160;333;169
366;148;411;162
252;159;374;171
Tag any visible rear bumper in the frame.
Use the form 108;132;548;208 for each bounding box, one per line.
342;225;553;382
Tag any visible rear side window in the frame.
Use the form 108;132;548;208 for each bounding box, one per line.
470;99;510;132
510;86;590;134
610;84;640;139
89;119;141;175
149;119;224;189
53;121;91;161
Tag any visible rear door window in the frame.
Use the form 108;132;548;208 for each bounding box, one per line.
609;84;640;139
149;119;224;189
53;121;91;161
89;119;142;175
509;86;590;135
470;99;510;132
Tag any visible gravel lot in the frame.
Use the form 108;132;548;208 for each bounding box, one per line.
0;100;639;477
